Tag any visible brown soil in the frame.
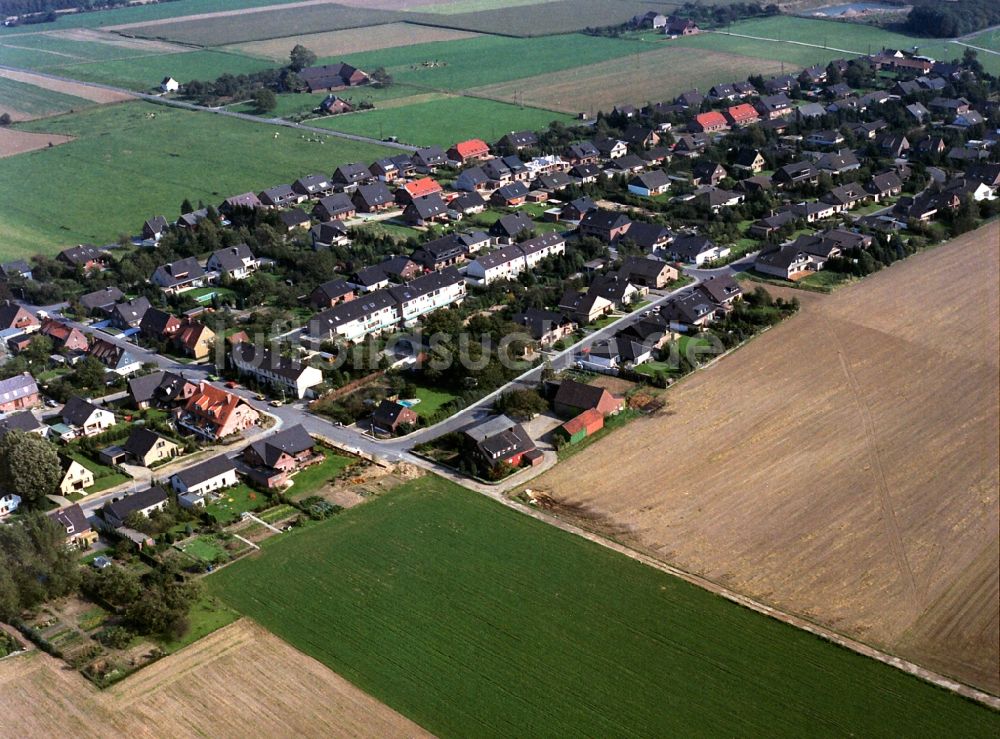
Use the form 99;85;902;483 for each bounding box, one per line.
50;28;191;53
0;67;133;103
0;127;74;157
0;619;431;738
230;22;479;60
531;222;1000;695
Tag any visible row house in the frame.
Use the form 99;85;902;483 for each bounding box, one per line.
230;342;325;399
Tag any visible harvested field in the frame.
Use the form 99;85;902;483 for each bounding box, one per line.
230;22;480;60
531;222;1000;695
0;619;429;738
472;44;787;113
0;66;132;103
0;127;74;157
48;27;190;53
0;76;94;120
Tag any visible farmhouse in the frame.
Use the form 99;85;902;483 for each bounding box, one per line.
665;16;699;35
299;62;369;92
231;342;324;399
554;379;624;418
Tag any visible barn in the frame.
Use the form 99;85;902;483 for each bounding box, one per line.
558;408;605;444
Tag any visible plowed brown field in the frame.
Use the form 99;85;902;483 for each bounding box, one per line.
531;221;1000;695
0;619;431;738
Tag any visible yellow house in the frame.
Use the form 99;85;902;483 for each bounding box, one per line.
176;321;215;360
123;427;180;467
59;459;94;495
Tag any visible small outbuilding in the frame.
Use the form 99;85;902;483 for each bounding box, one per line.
557;408;604;444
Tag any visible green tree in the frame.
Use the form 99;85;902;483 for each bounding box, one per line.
0;431;63;509
289;44;316;72
74;355;107;389
253;88;277;113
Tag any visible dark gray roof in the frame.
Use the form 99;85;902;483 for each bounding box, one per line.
172;454;237;488
208;244;256;274
103;486;168;521
153;257;206;288
490;213;534;238
123;426;173;458
47;502;91;536
80;286;125;311
388;268;462;304
353;181;393;208
0;409;42;436
232;342;313;382
246;425;314;468
61;396;105;427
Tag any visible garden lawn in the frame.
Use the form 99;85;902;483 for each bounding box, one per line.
203;484;266;523
406;384;459;418
288;449;353;496
209;475;1000;738
0;101;393;259
64;448;130;492
313;95;570;148
176;535;227;563
156;595;239;654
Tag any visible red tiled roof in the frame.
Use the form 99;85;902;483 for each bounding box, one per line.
727;103;758;122
562;408;604;436
184;382;240;424
404;177;443;198
695;112;727;128
453;139;489;158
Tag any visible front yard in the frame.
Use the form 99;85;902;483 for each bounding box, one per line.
287;449;355;498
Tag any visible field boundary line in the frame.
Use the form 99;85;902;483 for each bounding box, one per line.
491;490;1000;709
951;40;1000;57
710;29;863;56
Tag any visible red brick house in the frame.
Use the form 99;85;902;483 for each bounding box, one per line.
0;372;40;413
0;301;39;334
39;318;88;353
725;103;760;127
176;382;259;441
691;111;728;133
242;425;318;488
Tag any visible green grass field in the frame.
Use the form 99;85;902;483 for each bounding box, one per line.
406;384;459;418
209;475;1000;738
313;95;569;147
288;449;353;496
0;101;393;259
674;17;1000;75
226;84;421;119
203;484;266;523
0;75;92;118
47;49;274;91
334;33;657;92
0;33;156;65
966;28;1000;52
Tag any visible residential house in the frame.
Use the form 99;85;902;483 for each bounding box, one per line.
292;174;335;199
161;76;179;92
58;457;95;495
259;184;302;208
512;308;576;346
79;286;124;315
691;111;728;134
816;148;861;175
822;181;869;210
698;274;743;310
395;176;443;204
110;297;151;330
411;234;469;271
279;208;312;232
773;161;819;187
491;181;530;208
489;213;534;244
412;146;448;170
310;220;351;248
691;161;728;187
231;342;324;399
587;273;645;309
660;290;717;330
379;255;422;282
675;90;704;109
0;409;44;438
313;193;356;222
755;244;818;279
497;130;538;152
175;382;260;441
518;232;565;269
570;162;602;183
665;16;699;35
39;318;88;353
628;169;670;197
352;181;395;213
579;211;631;243
764;75;798;94
57;244;107;272
220;192;262;214
141;216;169;243
929;96;970;115
756;93;793;119
554;379;624;418
560;196;597;222
663;234;728;265
876;133;909;158
102;486;169;528
151;256;207;294
725;103;759;127
618;256;679;288
127;370;196;410
207;244;259;281
139;308;182;341
242;424;317;487
88;338;142;376
60;396;115;438
535;172;574;192
594;137;628;159
350;265;391;293
805;130;845;148
170;455;239;506
403;193;450;226
709;83;738;101
621;125;660;149
47;503;97;549
565;141;600;164
0;301;39;334
558;289;613;324
905;102;931;122
634;10;667;28
867;171;903;200
0;493;20;519
791;200;838;222
748;209;797;238
309;279;356;310
388;268;466;326
733;148;766;174
332;162;373;190
619;222;671;252
174;320;215;360
448;139;490;163
463;415;537;470
123;427;179;467
370;400;418;435
451;191;487;214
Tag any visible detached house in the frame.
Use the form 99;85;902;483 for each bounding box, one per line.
89;338;142;376
110;297;151;330
152;256;207;294
57;244;107;273
259;184;302;208
207;244;259;281
352;181;395;213
140;308;182;341
47;503;97;549
691;111;728;134
0;301;39;334
512;308;576;346
60;396;115;439
725;103;759;127
176;382;259;441
463;415;538;470
171;455;239;507
412;146;448;170
313;193;356;222
628;169;670;197
242;424;317;488
175;320;215;360
0;372;39;413
309;279;356;310
663;234;728;266
142;216;169;243
403;193;450;226
79;286;124;316
497;130;538;151
292;174;335;199
554;379;624;417
618;256;679;289
449;138;490;163
102;486;169;528
579;211;631;243
123;427;180;467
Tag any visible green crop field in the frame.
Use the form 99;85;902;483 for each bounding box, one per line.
0;76;93;117
209;475;1000;738
47;50;274;91
333;33;656;92
0;101;393;259
313;95;570;147
966;28;1000;52
674;17;1000;75
226;85;422;119
0;34;156;65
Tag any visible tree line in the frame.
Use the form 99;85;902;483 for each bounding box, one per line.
904;0;1000;38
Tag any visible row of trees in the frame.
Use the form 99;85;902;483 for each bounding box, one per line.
904;0;1000;38
0;513;80;622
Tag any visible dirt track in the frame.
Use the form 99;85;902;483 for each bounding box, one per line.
0;619;431;738
531;222;1000;695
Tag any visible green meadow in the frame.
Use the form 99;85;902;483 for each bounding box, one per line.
0;76;92;117
0;102;393;259
209;475;1000;738
313;95;570;147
